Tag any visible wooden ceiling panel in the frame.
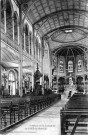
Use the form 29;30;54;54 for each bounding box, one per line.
35;1;41;7
68;1;73;8
62;2;67;9
70;21;74;25
37;5;43;11
42;2;48;8
79;21;84;27
50;7;55;12
84;22;88;27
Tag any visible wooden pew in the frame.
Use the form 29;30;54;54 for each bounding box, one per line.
1;94;60;131
60;93;88;135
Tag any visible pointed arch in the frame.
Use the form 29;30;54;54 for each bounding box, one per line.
6;0;13;38
7;0;13;13
35;37;38;59
25;23;29;53
29;31;32;55
1;0;4;30
13;11;18;43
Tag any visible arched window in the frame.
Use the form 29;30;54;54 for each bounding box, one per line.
60;61;64;72
68;60;73;72
34;36;36;58
9;71;15;81
25;24;29;53
36;38;38;59
78;60;82;72
6;0;13;38
13;12;18;43
8;71;16;95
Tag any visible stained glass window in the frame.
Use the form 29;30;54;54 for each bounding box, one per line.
60;61;64;72
68;61;73;72
78;60;82;72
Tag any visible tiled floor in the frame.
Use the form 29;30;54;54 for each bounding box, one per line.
2;95;68;135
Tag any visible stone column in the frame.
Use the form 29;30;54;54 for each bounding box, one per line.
17;21;20;45
56;56;58;90
31;33;33;56
28;33;30;55
18;5;23;97
48;48;51;88
24;30;26;50
39;46;40;61
40;66;42;85
35;40;37;58
74;56;76;84
3;0;6;33
37;46;39;60
83;54;86;90
41;38;44;94
38;45;40;61
0;0;2;93
32;69;34;92
37;42;39;60
12;16;14;40
32;28;35;56
0;0;2;131
32;27;35;90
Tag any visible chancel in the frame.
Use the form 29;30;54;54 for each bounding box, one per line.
0;0;88;135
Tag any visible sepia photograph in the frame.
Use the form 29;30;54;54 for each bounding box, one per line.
0;0;88;135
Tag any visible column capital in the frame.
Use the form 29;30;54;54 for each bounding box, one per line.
3;0;6;11
3;5;6;11
17;18;21;28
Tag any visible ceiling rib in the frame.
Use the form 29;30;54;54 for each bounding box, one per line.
78;0;81;27
33;9;88;26
22;0;39;24
60;1;65;27
16;0;88;53
73;48;81;55
72;1;74;26
42;0;52;32
59;49;66;56
70;48;74;57
83;0;88;27
66;0;70;26
54;43;86;55
56;46;84;56
43;25;88;37
53;0;60;28
36;0;48;33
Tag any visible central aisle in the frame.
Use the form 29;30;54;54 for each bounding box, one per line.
3;95;68;135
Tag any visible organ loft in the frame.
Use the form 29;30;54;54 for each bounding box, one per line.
0;0;88;135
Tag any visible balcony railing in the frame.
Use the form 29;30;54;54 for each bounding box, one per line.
1;25;19;52
1;25;41;64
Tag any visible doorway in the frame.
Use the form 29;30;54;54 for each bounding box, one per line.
8;71;16;95
58;77;65;93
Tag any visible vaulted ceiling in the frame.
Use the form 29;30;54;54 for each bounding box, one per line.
16;0;88;54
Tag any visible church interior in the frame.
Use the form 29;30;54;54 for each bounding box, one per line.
0;0;88;135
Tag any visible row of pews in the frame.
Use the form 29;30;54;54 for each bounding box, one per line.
0;94;61;132
60;93;88;135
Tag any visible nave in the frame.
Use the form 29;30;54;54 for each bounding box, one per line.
1;95;68;135
1;0;88;134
